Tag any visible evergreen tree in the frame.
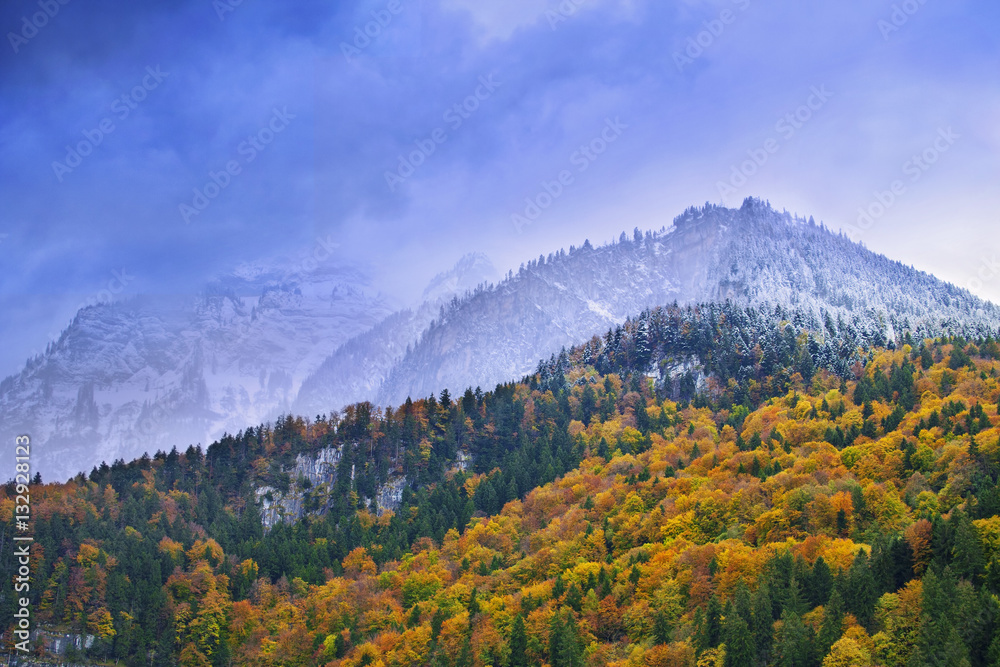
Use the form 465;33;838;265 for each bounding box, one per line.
558;613;584;667
751;583;774;665
549;611;564;667
914;568;971;667
724;610;754;667
549;610;583;667
952;509;986;582
817;588;845;658
654;609;671;645
845;550;878;630
431;607;446;640
810;556;834;608
552;574;566;601
468;587;480;617
702;594;723;649
775;608;813;667
509;614;528;667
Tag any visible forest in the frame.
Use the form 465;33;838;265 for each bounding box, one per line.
3;302;1000;666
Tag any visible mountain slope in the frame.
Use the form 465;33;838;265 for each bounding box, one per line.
292;253;498;419
0;261;394;481
374;199;1000;406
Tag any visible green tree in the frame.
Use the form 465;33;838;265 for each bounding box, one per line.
456;631;474;667
703;594;723;649
845;551;878;630
724;610;754;667
775;608;813;667
549;610;583;667
811;556;834;608
654;609;671;645
509;614;528;667
951;510;986;582
817;588;845;659
752;583;774;665
913;569;971;667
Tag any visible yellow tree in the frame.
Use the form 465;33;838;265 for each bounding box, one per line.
822;637;871;667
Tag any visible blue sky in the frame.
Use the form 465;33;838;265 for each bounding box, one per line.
1;0;999;376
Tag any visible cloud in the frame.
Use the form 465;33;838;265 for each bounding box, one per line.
1;0;999;375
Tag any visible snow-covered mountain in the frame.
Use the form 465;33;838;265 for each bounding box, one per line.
0;251;503;482
0;259;397;481
6;198;999;481
368;199;1000;406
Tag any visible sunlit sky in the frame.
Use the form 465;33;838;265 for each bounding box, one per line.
1;0;999;376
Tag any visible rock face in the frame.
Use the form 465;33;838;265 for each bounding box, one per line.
255;446;342;528
254;444;408;529
370;200;1000;406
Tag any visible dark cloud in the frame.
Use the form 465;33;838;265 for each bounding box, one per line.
2;0;999;375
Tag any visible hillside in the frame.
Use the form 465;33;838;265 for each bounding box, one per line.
3;306;1000;666
0;255;494;483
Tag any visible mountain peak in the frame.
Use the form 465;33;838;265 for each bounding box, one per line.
421;252;499;304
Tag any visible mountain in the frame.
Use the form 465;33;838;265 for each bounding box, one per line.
371;199;1000;406
0;259;395;482
292;253;498;419
7;198;999;482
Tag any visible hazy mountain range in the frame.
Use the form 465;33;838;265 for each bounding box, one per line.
3;198;998;481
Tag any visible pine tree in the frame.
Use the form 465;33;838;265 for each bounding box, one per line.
552;574;566;601
775;608;813;667
845;550;877;630
509;614;528;667
565;583;583;612
431;606;446;640
952;509;986;582
468;587;480;617
558;613;584;667
724;609;754;667
549;611;564;666
751;583;774;665
703;594;723;649
817;588;845;658
549;610;584;667
654;609;671;645
914;568;971;667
